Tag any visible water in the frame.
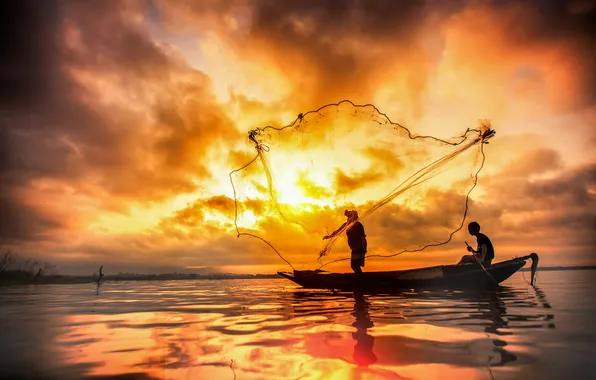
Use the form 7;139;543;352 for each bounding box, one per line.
0;270;594;380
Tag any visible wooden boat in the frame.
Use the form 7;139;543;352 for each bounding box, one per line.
278;253;539;292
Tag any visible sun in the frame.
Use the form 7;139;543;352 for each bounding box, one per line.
272;167;333;207
237;210;258;229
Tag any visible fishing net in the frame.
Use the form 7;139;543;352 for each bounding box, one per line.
230;101;495;271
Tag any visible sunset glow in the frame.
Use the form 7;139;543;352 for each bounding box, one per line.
2;0;594;275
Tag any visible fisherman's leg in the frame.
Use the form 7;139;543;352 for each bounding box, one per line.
351;249;365;273
458;255;475;265
463;255;476;264
351;259;363;274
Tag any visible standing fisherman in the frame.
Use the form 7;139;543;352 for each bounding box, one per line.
323;210;368;274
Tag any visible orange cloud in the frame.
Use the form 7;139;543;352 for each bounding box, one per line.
2;0;595;275
334;168;385;196
1;1;240;240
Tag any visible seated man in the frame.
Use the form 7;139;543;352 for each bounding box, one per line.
457;222;494;266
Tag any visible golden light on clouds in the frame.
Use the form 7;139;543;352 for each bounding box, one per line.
225;102;495;269
1;0;594;274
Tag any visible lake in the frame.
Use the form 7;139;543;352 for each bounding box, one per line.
1;269;595;379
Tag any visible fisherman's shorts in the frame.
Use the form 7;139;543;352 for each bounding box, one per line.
351;249;366;267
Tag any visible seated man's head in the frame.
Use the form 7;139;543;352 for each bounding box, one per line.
468;221;480;236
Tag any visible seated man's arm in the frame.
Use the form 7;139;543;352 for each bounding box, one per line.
477;244;487;261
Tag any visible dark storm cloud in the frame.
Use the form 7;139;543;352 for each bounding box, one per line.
446;0;596;112
484;150;595;212
0;1;238;240
239;0;458;108
155;0;468;113
495;0;596;42
0;0;83;184
1;0;69;241
529;163;596;207
501;148;563;177
0;195;64;242
516;0;596;109
0;1;60;108
471;155;596;249
157;0;595;110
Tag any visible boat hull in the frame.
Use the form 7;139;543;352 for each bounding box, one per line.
278;256;535;292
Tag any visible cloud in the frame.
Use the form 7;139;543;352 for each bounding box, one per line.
225;149;595;268
296;174;334;199
334;168;384;195
362;147;406;172
330;146;407;195
0;195;64;242
153;0;596;126
500;148;564;177
0;1;242;241
440;0;596;113
2;1;594;273
154;0;471;118
2;0;240;196
469;155;596;253
156;195;267;237
332;146;409;196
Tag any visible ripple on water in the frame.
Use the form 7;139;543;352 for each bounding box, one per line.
0;272;593;379
247;303;284;310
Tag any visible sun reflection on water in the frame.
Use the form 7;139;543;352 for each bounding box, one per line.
0;277;561;380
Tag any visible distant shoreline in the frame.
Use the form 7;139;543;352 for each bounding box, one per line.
519;266;596;272
0;272;283;285
1;266;595;286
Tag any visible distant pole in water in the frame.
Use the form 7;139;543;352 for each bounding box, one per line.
529;253;539;286
96;266;104;284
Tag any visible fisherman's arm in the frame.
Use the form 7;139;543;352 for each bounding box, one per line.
323;222;347;240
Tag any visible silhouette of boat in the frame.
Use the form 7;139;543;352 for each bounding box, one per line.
279;253;539;292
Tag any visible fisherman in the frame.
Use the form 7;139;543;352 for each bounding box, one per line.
457;221;495;266
323;210;368;274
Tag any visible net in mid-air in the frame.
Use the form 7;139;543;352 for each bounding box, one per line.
230;100;495;271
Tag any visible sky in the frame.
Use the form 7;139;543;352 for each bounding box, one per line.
1;0;595;275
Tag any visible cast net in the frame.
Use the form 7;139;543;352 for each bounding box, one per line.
229;101;495;271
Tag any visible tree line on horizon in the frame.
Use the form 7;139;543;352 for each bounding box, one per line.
0;251;56;283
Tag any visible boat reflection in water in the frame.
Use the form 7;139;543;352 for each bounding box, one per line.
292;284;554;378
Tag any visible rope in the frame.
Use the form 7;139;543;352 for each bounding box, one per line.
228;149;296;271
